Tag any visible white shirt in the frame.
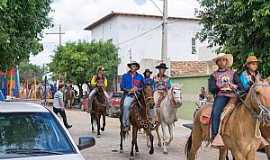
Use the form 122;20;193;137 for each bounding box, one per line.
53;90;63;108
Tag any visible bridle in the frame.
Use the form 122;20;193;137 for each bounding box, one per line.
170;87;182;107
238;83;270;124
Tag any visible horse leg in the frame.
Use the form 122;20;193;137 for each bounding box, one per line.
148;131;154;155
156;125;162;147
90;113;95;132
185;125;203;160
120;118;124;153
97;114;101;137
219;147;229;160
167;124;173;146
101;112;106;131
135;129;139;153
161;122;168;154
265;145;270;160
130;126;136;160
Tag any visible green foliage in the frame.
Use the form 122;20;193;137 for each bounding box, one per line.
0;0;52;71
19;61;44;83
49;41;120;92
198;0;270;77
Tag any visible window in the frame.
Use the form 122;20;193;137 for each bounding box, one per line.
192;37;197;54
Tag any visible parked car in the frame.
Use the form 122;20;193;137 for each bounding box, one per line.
107;92;123;118
0;102;95;160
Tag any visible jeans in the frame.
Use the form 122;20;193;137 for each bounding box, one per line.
211;96;230;137
122;96;134;128
53;107;69;128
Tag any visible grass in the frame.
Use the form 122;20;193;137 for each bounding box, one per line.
177;101;196;120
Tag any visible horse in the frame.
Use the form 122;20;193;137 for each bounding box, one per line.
64;86;75;108
185;79;270;160
90;86;107;137
154;85;183;154
119;85;155;160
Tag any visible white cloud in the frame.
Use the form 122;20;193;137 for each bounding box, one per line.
30;0;199;65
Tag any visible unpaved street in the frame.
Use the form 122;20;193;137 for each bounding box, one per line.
66;109;267;160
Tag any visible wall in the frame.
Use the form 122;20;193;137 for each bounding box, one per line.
91;15;215;75
171;76;208;101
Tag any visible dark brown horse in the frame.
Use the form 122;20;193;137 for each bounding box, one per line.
91;86;107;137
119;85;155;159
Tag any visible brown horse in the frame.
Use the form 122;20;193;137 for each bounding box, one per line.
91;86;107;137
119;85;155;159
185;79;270;160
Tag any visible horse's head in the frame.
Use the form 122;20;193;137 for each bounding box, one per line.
249;79;270;124
143;85;155;109
169;85;183;108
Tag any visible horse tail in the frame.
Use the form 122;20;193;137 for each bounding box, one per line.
185;131;193;160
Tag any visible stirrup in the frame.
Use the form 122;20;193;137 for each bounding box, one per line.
211;134;224;148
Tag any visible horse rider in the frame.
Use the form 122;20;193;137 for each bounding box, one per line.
153;63;172;108
120;61;144;131
199;86;208;106
143;69;154;89
89;66;109;112
53;83;72;129
208;53;242;146
240;56;262;93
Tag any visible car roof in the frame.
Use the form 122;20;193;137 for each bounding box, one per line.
0;102;49;113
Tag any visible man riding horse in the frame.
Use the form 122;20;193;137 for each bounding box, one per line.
120;61;144;132
208;53;242;146
89;66;109;112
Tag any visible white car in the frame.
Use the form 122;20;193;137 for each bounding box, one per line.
0;102;95;160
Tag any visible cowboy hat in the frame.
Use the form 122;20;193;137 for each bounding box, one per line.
244;56;261;66
212;53;233;67
155;63;168;69
143;69;153;75
127;61;140;69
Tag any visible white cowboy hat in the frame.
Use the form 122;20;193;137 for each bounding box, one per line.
212;53;233;67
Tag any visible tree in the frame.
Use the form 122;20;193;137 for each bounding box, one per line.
0;0;52;71
19;61;44;84
198;0;270;77
49;41;120;96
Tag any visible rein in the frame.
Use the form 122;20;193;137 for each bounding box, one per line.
236;83;270;124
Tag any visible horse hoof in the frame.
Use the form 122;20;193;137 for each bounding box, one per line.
129;156;135;160
149;149;154;155
158;143;162;147
101;128;105;131
97;135;101;138
163;151;168;154
119;149;123;153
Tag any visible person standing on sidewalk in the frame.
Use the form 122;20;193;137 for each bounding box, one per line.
53;84;72;129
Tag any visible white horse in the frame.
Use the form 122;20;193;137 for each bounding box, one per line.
154;85;183;154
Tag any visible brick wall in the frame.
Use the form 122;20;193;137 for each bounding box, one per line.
171;61;216;77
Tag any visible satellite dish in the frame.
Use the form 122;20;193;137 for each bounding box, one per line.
134;0;146;5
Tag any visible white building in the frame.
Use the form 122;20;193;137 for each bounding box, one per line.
85;12;215;75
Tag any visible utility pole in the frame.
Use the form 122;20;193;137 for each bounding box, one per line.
128;48;132;62
46;25;65;46
161;0;168;62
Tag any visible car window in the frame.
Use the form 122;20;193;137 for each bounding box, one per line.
0;112;76;159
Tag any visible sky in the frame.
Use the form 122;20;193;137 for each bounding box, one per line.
30;0;200;65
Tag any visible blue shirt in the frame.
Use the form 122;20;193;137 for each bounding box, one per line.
239;70;261;92
120;72;144;94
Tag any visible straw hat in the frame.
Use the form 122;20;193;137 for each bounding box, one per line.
244;56;261;66
212;53;233;67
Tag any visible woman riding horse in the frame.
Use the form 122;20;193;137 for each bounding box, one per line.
89;66;109;112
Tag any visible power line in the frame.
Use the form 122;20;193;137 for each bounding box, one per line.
117;23;162;46
149;0;163;14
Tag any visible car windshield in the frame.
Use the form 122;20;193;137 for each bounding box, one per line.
0;112;75;159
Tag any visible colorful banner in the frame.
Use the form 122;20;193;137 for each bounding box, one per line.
0;66;20;99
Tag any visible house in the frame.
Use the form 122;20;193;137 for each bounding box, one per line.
84;12;215;76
